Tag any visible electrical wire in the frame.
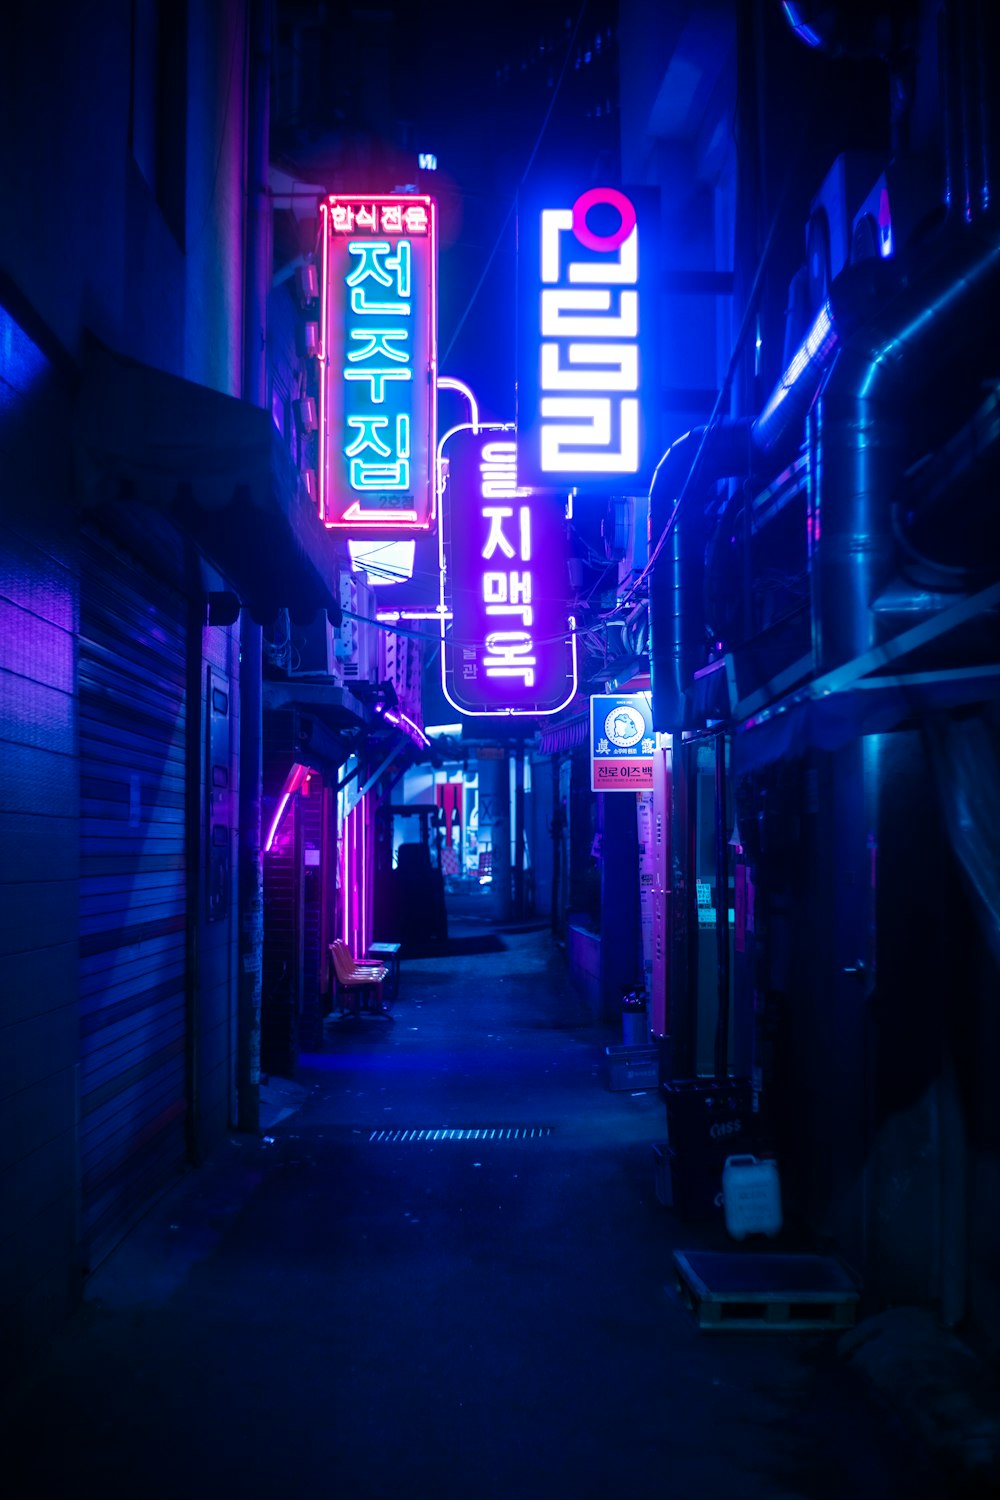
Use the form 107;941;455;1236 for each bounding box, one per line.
440;0;589;370
619;156;800;615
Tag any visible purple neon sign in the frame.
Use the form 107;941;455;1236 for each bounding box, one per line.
439;424;577;717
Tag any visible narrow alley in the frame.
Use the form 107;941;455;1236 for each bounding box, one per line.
5;926;951;1499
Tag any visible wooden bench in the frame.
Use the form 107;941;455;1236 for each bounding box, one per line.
329;939;392;1020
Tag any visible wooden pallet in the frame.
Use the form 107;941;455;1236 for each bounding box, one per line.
673;1249;860;1332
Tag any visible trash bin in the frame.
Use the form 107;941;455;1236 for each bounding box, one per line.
621;989;648;1047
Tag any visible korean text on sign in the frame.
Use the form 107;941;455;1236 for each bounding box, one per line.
440;425;577;717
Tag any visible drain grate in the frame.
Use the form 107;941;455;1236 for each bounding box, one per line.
368;1126;553;1144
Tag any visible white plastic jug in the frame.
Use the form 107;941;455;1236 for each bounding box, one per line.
723;1154;782;1240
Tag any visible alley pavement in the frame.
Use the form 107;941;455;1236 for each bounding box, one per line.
4;924;989;1498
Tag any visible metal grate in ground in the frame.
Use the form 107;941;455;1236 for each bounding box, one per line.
368;1126;553;1143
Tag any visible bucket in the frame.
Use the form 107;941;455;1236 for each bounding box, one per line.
621;990;648;1047
722;1154;782;1240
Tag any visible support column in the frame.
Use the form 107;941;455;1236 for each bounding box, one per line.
479;752;511;923
513;743;525;920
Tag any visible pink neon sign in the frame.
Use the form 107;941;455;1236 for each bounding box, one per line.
318;195;438;535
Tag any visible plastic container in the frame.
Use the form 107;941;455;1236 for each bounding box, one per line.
722;1154;783;1240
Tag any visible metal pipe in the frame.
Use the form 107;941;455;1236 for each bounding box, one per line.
813;219;1000;674
713;733;731;1083
513;743;525;919
648;419;752;732
647;260;883;734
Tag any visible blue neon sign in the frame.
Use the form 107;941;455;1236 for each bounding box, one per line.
517;185;658;490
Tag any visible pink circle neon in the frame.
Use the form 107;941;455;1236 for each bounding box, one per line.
572;188;636;252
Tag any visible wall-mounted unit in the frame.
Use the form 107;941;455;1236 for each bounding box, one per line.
379;627;423;722
336;573;378;687
288;610;344;681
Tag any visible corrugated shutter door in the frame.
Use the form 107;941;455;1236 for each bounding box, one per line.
79;525;189;1268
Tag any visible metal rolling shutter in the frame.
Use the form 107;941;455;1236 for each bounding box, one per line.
78;525;189;1268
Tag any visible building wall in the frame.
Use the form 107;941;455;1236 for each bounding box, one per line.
0;304;81;1376
0;1;247;393
0;0;251;1376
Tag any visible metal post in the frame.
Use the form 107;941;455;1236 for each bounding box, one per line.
513;742;525;919
551;759;565;936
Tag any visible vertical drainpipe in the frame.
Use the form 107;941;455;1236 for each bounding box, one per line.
236;0;270;1133
185;559;204;1163
648;419;750;1080
713;732;730;1082
809;350;904;674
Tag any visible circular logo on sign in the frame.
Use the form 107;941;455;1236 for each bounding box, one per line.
604;705;645;748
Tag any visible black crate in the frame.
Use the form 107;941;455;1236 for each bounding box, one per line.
653;1144;725;1219
662;1078;756;1155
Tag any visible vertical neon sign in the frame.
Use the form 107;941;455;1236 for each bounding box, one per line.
318;195;437;534
439;424;577;716
516;186;657;488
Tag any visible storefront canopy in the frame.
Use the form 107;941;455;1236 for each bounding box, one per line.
73;341;340;625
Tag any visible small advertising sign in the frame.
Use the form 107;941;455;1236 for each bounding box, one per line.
318;194;437;536
439;424;577;717
590;692;655;791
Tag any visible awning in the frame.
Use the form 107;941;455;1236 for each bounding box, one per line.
73;342;340;624
536;708;590;755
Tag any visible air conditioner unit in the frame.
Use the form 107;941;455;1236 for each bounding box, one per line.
288;610;343;681
335;573;378;686
295;396;318;433
297;260;319;305
380;628;423;719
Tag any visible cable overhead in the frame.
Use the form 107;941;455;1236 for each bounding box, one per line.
622;157;800;612
440;1;589;370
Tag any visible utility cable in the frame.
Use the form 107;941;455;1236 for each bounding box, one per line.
619;157;799;613
440;0;589;370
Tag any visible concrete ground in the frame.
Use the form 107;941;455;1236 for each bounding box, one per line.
4;925;994;1498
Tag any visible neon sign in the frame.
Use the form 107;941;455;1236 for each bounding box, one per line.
439;424;577;716
318;195;437;535
516;186;657;488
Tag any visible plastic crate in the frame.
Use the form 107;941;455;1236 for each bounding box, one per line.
662;1078;756;1155
605;1045;658;1091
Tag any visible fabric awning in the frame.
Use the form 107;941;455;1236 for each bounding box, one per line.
73;341;340;624
536;708;590;755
